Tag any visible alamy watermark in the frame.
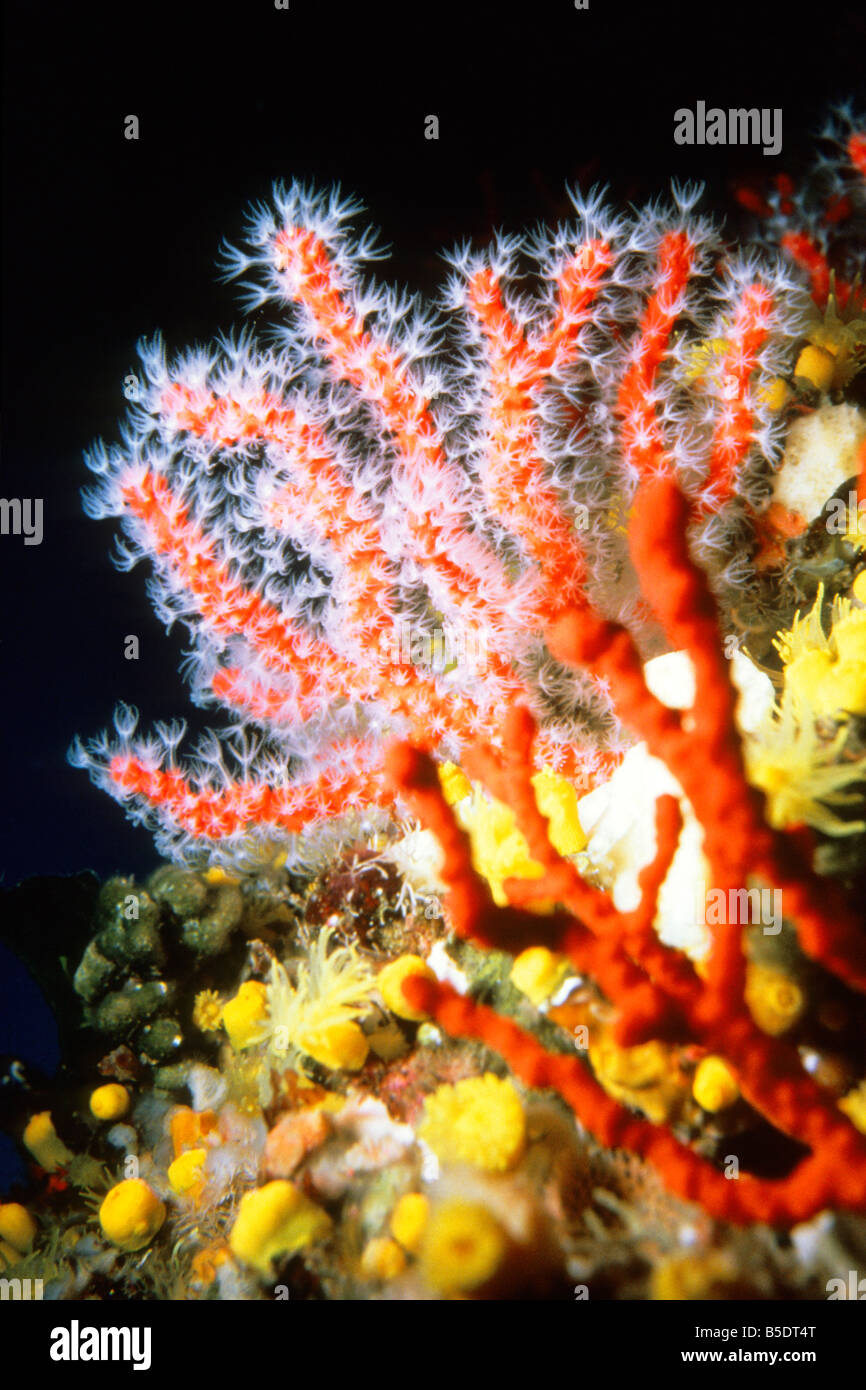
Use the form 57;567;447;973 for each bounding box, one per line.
826;1269;866;1299
695;886;782;935
1;1275;43;1300
379;620;489;676
0;497;43;545
825;490;865;537
674;103;782;157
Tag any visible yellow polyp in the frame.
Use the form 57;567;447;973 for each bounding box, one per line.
418;1073;526;1172
815;660;866;717
301;1020;369;1071
794;344;836;392
758;377;791;411
168;1147;208;1197
784;648;834;709
853;571;866;604
421;1201;507;1294
0;1203;37;1255
221;980;269;1050
438;761;472;805
651;1250;738;1300
589;1032;685;1125
359;1235;407;1281
99;1179;166;1252
378;954;437;1021
448;766;584;907
692;1056;740;1112
193;988;224;1033
22;1112;75;1172
462;797;545;906
509;947;572;1005
683;337;732;382
228;1180;331;1275
89;1083;130;1122
838;1080;866;1134
390;1192;429;1254
745;963;805;1036
531;767;587;856
203;866;239;885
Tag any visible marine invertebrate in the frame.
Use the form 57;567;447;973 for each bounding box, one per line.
98;1178;166;1252
67;111;866;1246
420;1199;507;1295
418;1074;527;1172
228;1179;331;1274
259;925;378;1072
73;143;836;868
388;544;866;1223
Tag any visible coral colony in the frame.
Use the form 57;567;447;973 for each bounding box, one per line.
6;110;866;1300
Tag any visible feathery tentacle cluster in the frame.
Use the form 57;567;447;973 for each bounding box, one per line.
72;166;824;864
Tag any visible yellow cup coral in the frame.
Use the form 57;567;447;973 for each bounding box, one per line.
168;1147;208;1198
22;1111;74;1172
359;1235;407;1281
221;980;269;1050
418;1073;526;1172
301;1021;369;1071
378;954;437;1021
838;1080;866;1134
89;1083;130;1121
229;1180;331;1274
692;1056;740;1112
509;947;572;1005
0;1203;37;1255
794;344;836;393
651;1250;738;1300
421;1200;507;1294
589;1032;685;1125
745;963;805;1036
390;1191;429;1254
99;1179;166;1252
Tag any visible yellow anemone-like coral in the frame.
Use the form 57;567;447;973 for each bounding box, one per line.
418;1073;526;1172
440;764;586;907
99;1179;166;1252
359;1236;407;1281
743;587;866;836
776;589;866;721
168;1147;208;1198
589;1031;686;1125
745;963;805;1036
0;1203;37;1255
89;1083;130;1122
261;926;377;1073
229;1181;331;1274
390;1192;430;1254
222;981;269;1051
421;1200;507;1294
839;1080;866;1133
692;1056;740;1112
22;1112;75;1172
193;988;224;1033
510;946;572;1005
745;692;866;836
378;954;437;1021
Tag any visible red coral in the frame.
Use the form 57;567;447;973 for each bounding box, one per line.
387;473;866;1228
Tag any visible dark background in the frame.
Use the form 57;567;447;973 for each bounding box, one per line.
0;2;864;1168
